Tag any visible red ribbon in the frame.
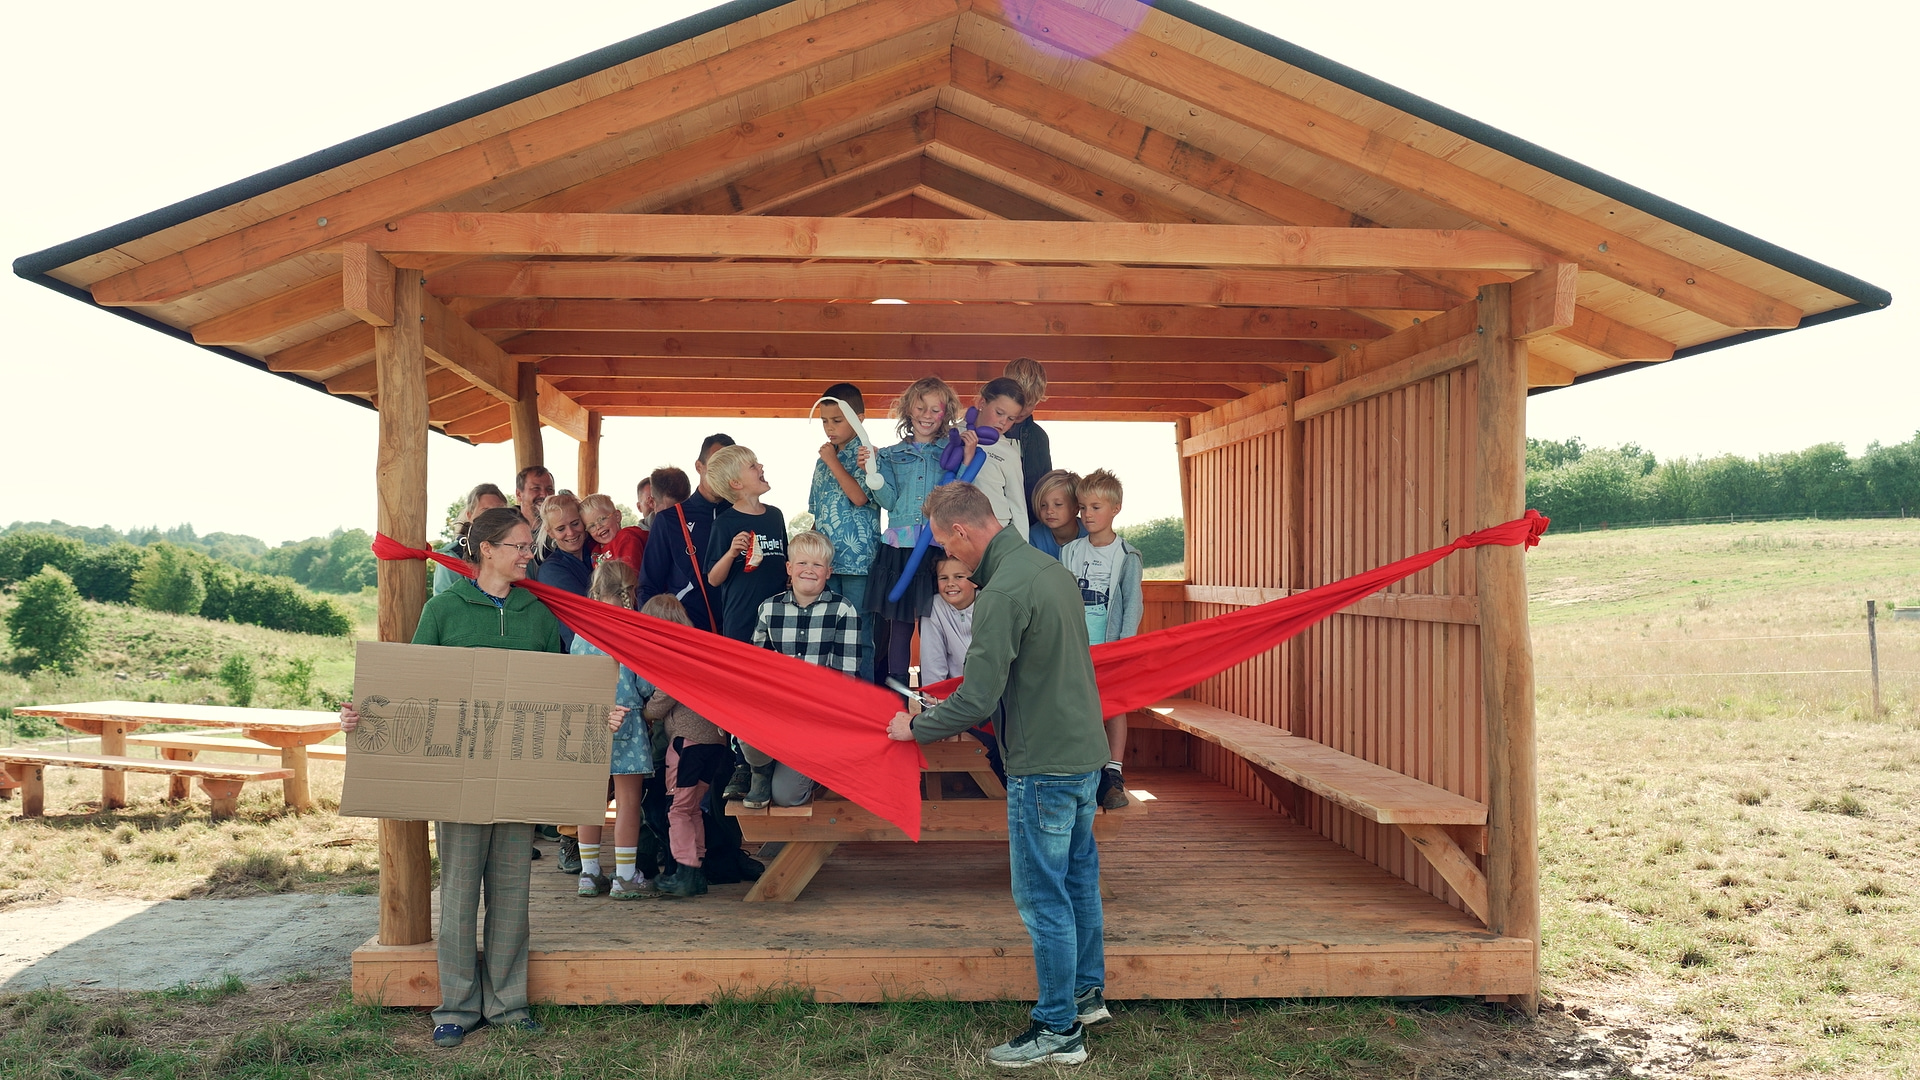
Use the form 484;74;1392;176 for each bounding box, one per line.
373;510;1548;840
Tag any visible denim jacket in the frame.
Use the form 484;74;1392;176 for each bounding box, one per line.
873;437;948;538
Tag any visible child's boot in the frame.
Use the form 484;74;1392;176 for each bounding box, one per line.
659;864;707;897
742;763;777;810
722;762;752;801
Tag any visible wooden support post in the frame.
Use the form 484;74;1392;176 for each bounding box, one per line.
743;841;839;902
10;764;45;817
577;411;602;495
375;266;434;948
510;364;542;471
162;747;196;802
1474;283;1540;1014
197;778;244;821
1868;601;1883;717
1282;370;1310;822
100;721;128;810
1173;418;1195;580
281;745;311;813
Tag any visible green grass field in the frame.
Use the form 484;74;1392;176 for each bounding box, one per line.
1;518;1916;1077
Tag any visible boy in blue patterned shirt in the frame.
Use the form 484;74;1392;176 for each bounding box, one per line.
808;382;881;682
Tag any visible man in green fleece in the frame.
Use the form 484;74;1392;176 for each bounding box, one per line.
887;483;1111;1068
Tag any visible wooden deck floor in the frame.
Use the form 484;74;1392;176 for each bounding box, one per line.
351;768;1532;1005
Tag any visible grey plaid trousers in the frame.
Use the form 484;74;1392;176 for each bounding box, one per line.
433;821;534;1028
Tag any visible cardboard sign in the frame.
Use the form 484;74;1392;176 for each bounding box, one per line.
340;641;617;824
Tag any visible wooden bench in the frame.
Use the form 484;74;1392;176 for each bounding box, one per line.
729;737;1148;902
0;749;294;820
1137;697;1493;922
123;732;344;801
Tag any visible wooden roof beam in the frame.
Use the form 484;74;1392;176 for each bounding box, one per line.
89;0;967;306
972;0;1798;330
467;299;1383;340
190;275;343;346
766;156;928;219
430;261;1455;309
368;213;1560;271
536;356;1292;384
553;377;1247;400
569;392;1221;414
586;404;1190;422
927;114;1208;225
951;50;1674;361
912;160;1076;221
502;331;1329;365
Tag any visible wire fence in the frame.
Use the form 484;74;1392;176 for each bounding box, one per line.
1556;509;1912;533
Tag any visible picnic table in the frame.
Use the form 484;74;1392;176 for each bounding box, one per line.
11;700;341;813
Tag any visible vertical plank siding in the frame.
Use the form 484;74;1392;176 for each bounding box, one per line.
1179;362;1487;912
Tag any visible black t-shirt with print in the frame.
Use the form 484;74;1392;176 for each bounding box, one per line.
705;503;789;642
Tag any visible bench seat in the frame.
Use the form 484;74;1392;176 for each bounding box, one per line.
1137;697;1492;922
124;731;347;762
0;748;293;820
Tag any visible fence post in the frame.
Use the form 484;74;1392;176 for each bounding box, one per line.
1867;601;1883;718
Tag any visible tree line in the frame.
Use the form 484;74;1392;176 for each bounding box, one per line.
0;520;376;594
1525;432;1920;530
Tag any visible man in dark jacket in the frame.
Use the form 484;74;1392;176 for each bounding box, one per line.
637;433;733;634
887;483;1110;1068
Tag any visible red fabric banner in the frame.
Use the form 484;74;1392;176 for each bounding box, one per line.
372;510;1547;840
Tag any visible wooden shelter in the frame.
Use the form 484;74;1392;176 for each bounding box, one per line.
17;0;1886;1013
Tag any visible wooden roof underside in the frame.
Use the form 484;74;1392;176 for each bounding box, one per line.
21;0;1888;443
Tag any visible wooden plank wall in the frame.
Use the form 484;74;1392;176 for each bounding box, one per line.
1180;366;1485;914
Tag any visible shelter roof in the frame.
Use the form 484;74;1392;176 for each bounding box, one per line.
14;0;1889;442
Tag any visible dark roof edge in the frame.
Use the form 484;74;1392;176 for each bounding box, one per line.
1155;0;1892;310
1526;302;1878;398
11;0;792;278
9;268;477;443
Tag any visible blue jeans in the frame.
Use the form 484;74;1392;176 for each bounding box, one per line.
829;573;875;683
1006;771;1105;1030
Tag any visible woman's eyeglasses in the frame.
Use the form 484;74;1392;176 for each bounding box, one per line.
488;541;537;555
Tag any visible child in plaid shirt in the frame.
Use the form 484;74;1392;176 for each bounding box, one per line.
743;530;862;808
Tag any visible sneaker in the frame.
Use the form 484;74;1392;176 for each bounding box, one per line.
557;834;582;874
742;764;775;810
1074;986;1112;1026
657;864;708;897
722;762;752;801
986;1020;1087;1068
500;1017;544;1036
431;1023;469;1048
1097;768;1129;811
536;825;563;842
577;873;610;898
610;875;660;901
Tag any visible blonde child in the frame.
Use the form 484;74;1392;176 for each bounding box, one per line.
871;376;962;686
641;594;728;898
1059;469;1144;810
809;382;881;681
741;530;861;807
568;560;656;899
579;493;647;573
1028;469;1086;560
918;554;1005;784
1003;358;1054;525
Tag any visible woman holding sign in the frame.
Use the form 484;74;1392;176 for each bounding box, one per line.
339;507;628;1049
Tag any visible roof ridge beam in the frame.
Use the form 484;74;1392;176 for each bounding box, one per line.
970;0;1798;330
93;0;967;306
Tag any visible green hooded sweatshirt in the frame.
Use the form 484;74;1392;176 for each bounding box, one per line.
413;578;565;654
910;526;1108;776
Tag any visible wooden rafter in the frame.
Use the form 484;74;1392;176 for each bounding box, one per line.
428;261;1456;308
972;0;1798;329
927;114;1208;225
566;392;1217;414
89;0;968;306
500;331;1332;365
465;299;1383;340
552;377;1244;400
915;157;1077;221
366;213;1560;271
533;356;1291;384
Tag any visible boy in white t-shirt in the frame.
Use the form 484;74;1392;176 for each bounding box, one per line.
1058;469;1144;811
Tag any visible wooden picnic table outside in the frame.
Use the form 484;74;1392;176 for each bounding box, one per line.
12;700;340;813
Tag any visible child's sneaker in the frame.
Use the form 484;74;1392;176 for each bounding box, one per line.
723;762;752;801
1074;986;1111;1026
577;873;610;898
1097;767;1129;811
610;875;658;901
986;1020;1087;1068
742;763;776;809
557;834;582;874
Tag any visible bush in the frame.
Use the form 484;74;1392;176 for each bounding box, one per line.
272;657;316;706
1118;516;1185;567
218;654;257;707
132;543;207;615
207;572;352;637
0;532;85;588
68;543;145;604
6;568;91;671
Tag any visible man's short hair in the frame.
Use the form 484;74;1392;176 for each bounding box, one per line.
922;482;997;530
1075;469;1124;506
979;377;1027;409
703;444;757;500
820;382;865;416
514;464;553;493
787;529;835;565
697;433;735;464
650;466;691;505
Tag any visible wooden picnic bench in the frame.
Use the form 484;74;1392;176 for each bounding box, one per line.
123;732;345;802
0;748;293;820
1136;697;1493;922
12;701;341;813
729;737;1147;902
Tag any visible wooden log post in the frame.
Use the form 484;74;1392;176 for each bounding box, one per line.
1282;369;1311;823
1473;283;1540;1014
577;411;602;495
375;267;434;947
510;364;542;472
99;720;129;810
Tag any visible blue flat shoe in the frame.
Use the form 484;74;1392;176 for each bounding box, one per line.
432;1023;468;1048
